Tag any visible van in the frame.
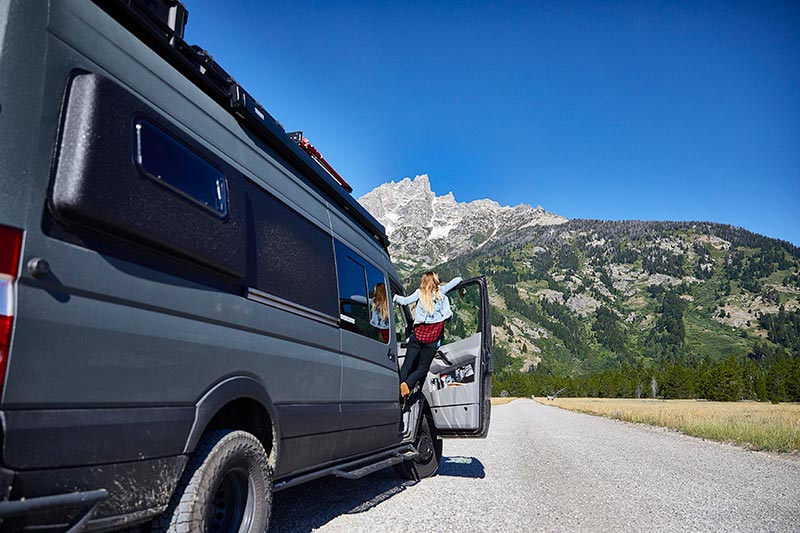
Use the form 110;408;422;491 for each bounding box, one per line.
0;0;492;530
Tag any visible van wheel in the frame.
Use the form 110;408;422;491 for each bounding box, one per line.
394;415;442;480
154;429;272;532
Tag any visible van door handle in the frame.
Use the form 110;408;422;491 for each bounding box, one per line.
387;348;395;361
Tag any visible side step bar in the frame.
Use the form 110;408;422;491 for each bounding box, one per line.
273;446;419;491
0;488;108;533
331;449;419;480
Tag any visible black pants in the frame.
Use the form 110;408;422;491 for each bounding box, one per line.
399;333;439;391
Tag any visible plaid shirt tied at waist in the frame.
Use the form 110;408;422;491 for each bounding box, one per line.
414;321;444;344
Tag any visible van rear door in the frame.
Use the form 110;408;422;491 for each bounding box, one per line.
425;276;492;438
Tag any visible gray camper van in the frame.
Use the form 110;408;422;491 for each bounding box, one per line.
0;0;492;530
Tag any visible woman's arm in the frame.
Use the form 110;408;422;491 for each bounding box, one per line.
440;276;463;294
392;289;420;305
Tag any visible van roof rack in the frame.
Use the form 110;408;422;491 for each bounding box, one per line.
287;133;353;193
92;0;389;249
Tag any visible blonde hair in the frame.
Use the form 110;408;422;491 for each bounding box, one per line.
419;271;441;315
372;283;388;321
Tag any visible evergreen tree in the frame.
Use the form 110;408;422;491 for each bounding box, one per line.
593;305;627;354
701;358;743;401
660;363;695;399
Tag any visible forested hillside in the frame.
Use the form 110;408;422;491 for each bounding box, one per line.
425;220;800;401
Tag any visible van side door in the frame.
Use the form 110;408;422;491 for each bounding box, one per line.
334;241;401;458
425;276;492;437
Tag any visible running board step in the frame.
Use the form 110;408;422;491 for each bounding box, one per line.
332;450;420;480
273;446;418;491
399;449;419;460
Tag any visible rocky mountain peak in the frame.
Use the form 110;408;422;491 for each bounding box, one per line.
358;174;568;271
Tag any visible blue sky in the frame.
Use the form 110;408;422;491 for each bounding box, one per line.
185;1;799;245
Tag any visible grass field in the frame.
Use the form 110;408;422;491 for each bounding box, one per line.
532;398;800;453
491;397;520;406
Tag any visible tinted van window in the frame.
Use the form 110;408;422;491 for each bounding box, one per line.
365;262;390;344
135;119;228;217
335;241;389;343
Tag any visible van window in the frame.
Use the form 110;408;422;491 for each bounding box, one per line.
365;263;389;344
443;283;480;342
335;241;389;343
134;119;228;218
394;300;408;343
338;255;370;334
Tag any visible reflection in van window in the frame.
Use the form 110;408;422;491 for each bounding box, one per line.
338;255;370;335
367;278;390;344
443;283;480;342
394;299;408;343
335;241;389;343
134;119;228;217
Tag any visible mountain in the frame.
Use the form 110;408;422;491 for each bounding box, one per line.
359;176;800;400
358;174;566;272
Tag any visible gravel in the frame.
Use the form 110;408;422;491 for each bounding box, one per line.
269;399;800;532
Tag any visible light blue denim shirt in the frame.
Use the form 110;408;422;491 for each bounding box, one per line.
393;277;462;324
350;295;390;329
369;307;390;329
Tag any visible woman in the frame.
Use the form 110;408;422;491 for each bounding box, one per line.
393;271;462;400
347;283;390;342
370;282;390;343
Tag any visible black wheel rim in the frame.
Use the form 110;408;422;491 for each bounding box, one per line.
208;465;255;532
416;427;434;464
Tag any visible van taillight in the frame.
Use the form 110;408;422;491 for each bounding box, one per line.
0;315;13;394
0;225;23;397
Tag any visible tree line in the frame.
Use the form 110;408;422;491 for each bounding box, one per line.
494;343;800;402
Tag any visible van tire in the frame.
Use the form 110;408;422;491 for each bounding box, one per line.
154;429;272;532
394;415;442;480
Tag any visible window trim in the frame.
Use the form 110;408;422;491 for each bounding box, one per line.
133;117;229;219
246;287;340;327
390;280;411;342
334;240;391;344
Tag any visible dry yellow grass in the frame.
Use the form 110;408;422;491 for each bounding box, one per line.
535;398;800;452
491;397;521;406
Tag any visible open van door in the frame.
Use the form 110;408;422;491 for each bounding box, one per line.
425;276;492;438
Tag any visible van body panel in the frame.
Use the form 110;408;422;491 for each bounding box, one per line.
276;434;338;477
7;281;343;407
0;1;48;230
1;407;195;469
338;334;398;401
11;455;187;522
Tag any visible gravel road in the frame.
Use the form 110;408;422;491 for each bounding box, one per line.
269;399;800;532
